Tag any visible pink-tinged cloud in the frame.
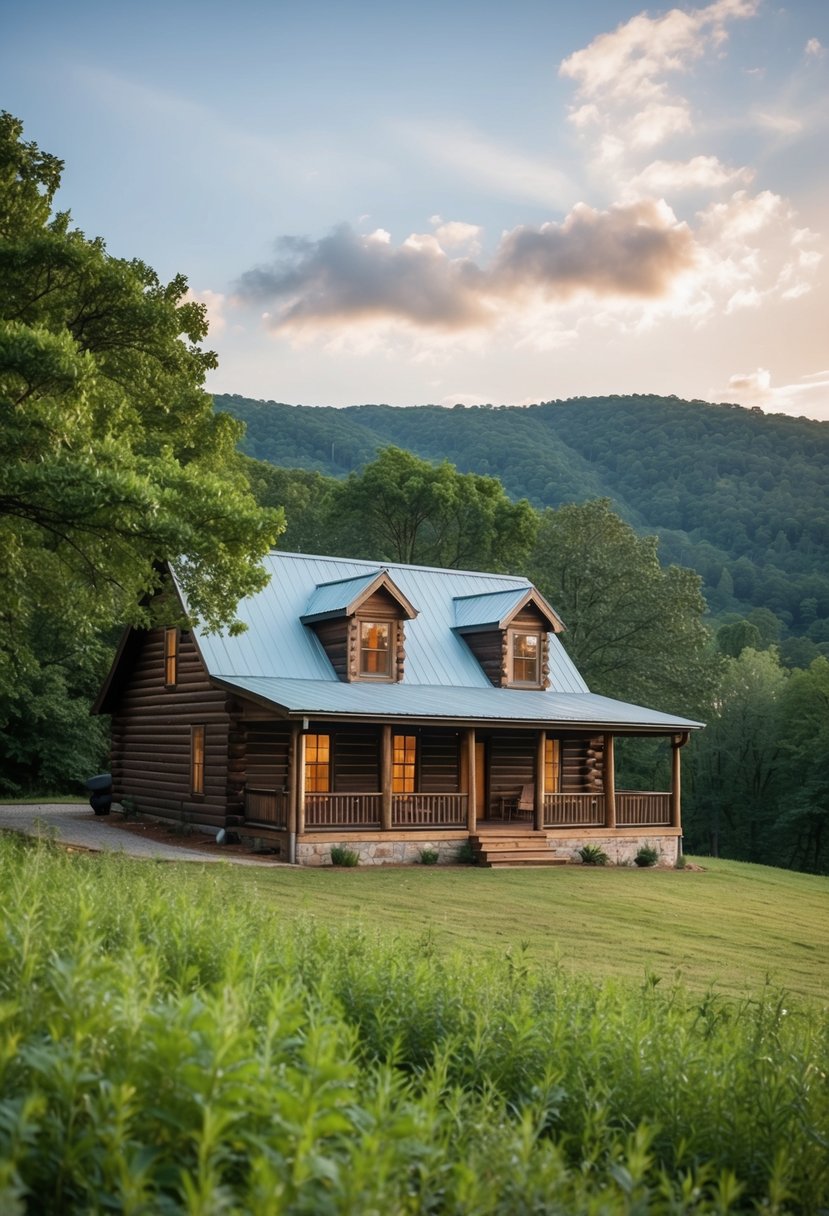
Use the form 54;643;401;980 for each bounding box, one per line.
491;200;696;300
237;202;697;334
723;368;829;420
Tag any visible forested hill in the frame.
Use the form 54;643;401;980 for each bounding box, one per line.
216;393;829;659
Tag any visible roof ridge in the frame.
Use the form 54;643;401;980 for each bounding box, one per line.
270;550;533;582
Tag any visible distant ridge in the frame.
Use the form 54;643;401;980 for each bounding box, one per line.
215;393;829;656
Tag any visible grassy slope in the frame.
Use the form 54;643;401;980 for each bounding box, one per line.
231;857;829;1004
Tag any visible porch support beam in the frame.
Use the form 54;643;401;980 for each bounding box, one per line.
604;734;616;830
288;723;299;864
296;727;306;839
671;732;689;831
466;728;477;835
381;724;393;831
534;730;546;832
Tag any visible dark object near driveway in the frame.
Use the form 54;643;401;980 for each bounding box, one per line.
86;773;112;816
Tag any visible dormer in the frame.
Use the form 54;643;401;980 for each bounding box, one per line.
452;587;564;689
301;570;418;683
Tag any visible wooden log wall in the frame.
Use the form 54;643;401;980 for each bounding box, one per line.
110;629;231;829
313;619;349;680
331;728;381;792
244;721;292;791
488;732;537;813
461;605;550;688
419;730;461;794
560;736;605;793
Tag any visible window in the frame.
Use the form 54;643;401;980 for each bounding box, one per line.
359;621;393;678
191;725;205;795
544;738;560;793
393;735;416;793
164;627;178;686
511;630;541;685
304;733;330;792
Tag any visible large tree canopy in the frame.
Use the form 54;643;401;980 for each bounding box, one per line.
329;446;538;570
0;114;282;693
0;114;281;785
530;498;715;713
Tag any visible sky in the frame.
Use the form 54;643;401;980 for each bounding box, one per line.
4;0;829;418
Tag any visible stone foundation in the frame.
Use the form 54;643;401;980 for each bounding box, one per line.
297;838;465;867
553;834;679;866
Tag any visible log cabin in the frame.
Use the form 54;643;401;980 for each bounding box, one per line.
94;552;703;866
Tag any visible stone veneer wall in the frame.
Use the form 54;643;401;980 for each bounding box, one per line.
297;838;464;867
553;834;680;865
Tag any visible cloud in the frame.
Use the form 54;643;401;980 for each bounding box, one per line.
626;155;754;195
752;111;804;135
236;201;697;337
491;200;696;300
805;38;825;59
722;368;829;419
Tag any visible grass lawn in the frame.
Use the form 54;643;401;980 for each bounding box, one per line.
230;857;829;1004
0;795;86;804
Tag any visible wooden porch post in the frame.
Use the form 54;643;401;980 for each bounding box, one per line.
288;723;299;863
466;728;477;835
296;728;307;837
671;732;688;831
604;734;616;830
381;724;393;831
534;730;546;831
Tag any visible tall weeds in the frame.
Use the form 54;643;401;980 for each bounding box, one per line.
0;834;826;1213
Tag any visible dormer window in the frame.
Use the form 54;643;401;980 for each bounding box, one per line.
360;621;394;679
510;630;541;686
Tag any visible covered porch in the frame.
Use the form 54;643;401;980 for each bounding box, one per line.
234;717;687;859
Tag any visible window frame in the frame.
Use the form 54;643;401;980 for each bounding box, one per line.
358;619;396;681
191;724;205;796
304;733;331;793
508;628;543;687
164;627;178;687
392;734;417;793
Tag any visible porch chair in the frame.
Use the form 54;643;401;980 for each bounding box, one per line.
499;783;535;822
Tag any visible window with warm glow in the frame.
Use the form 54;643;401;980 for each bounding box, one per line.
164;627;178;686
305;734;330;792
393;734;416;793
544;738;560;792
511;631;541;685
359;621;393;678
191;724;205;795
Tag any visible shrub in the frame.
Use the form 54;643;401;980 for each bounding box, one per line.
675;851;687;870
419;848;439;865
635;843;660;867
330;844;360;867
578;843;609;866
455;841;477;865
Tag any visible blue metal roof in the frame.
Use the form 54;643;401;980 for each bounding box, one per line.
187;552;701;731
302;571;383;621
453;588;529;630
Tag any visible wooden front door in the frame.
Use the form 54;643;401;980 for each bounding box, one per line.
475;741;487;818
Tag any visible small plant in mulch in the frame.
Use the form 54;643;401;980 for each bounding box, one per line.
578;844;609;866
419;848;440;866
634;844;660;867
455;841;478;865
675;852;687;870
330;845;359;867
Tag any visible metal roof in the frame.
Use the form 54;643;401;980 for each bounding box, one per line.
212;674;702;730
187;552;701;731
453;587;564;632
302;571;382;621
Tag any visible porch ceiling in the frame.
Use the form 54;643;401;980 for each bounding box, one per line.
212;674;703;731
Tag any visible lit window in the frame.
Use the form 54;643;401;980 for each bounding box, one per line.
305;734;330;792
164;627;178;686
191;724;205;795
393;735;416;793
511;631;540;684
544;738;560;792
359;621;393;678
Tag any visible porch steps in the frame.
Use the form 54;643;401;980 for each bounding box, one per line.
470;830;566;868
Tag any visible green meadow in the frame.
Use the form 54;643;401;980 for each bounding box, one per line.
236;856;829;1004
1;835;827;1214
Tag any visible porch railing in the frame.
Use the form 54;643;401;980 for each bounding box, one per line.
617;792;671;826
305;793;382;828
543;793;605;827
393;793;467;827
244;787;288;829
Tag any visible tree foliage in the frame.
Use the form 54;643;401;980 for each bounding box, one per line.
529;499;714;713
0;113;282;786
